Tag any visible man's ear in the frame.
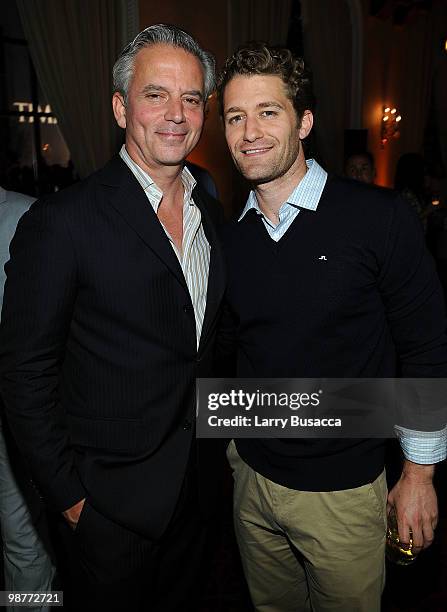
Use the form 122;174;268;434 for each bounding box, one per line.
299;110;313;140
112;92;127;129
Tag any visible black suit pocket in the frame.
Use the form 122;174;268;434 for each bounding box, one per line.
67;414;151;453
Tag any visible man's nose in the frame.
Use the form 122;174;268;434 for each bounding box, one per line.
164;98;185;123
243;116;263;142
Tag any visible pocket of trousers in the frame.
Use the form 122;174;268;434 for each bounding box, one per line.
367;470;388;530
226;439;240;472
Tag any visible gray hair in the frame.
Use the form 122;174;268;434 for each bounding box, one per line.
113;24;216;103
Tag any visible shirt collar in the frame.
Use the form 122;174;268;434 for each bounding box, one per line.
181;165;197;202
119;144;197;203
238;158;327;222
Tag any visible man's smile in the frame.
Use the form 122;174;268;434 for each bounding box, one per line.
240;146;273;156
156;130;188;139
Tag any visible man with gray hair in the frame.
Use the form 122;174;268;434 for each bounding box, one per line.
0;24;225;611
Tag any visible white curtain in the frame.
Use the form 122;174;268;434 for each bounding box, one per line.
17;0;127;178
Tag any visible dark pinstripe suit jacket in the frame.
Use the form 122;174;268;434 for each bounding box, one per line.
0;155;226;538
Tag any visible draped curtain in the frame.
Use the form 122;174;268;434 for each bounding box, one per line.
16;0;127;178
226;0;292;212
301;0;351;174
431;1;447;180
384;14;435;160
363;4;444;187
228;0;292;52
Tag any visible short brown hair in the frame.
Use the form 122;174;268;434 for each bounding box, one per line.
217;42;314;122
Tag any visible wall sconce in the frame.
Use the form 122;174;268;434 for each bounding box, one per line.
381;106;401;147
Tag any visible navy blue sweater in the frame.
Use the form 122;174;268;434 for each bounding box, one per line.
221;176;447;490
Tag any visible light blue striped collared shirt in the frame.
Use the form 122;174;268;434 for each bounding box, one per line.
238;158;327;241
238;158;447;463
119;145;210;348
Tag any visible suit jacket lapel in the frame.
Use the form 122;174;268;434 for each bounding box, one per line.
98;157;225;351
99;156;189;293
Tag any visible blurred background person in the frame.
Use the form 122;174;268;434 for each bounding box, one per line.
0;185;56;612
344;151;376;184
427;196;447;306
394;152;431;231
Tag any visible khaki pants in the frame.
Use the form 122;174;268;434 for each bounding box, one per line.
227;440;387;612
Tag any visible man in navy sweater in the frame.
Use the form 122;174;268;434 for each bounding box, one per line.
216;43;447;611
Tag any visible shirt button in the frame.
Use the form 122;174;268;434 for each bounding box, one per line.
183;419;192;431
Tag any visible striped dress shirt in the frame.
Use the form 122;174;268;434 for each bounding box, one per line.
120;145;210;348
239;158;327;239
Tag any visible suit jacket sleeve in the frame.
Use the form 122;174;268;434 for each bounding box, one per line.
0;197;86;511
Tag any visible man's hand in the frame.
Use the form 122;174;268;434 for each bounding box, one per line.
387;460;437;554
62;498;86;531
